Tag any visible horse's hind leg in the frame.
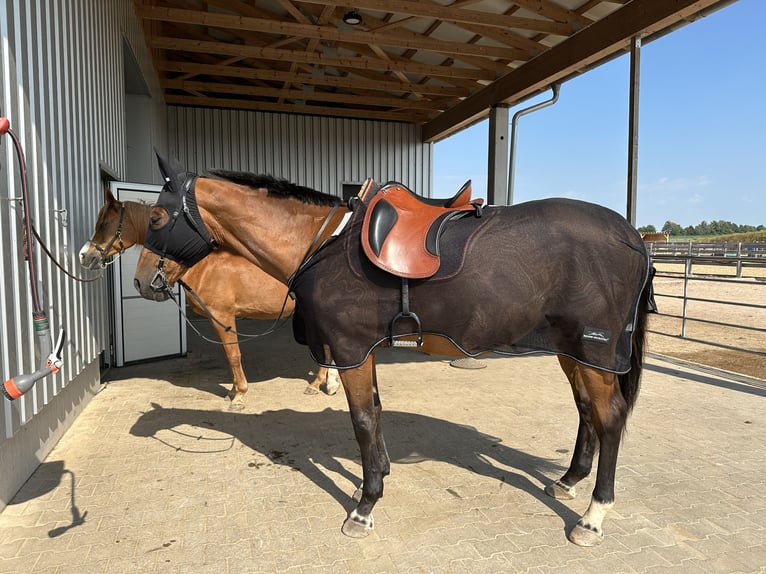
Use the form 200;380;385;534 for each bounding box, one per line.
338;354;390;538
305;345;341;395
546;356;597;501
549;357;627;546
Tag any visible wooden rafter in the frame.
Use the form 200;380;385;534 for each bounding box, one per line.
134;0;736;130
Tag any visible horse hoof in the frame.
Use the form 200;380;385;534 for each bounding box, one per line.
304;385;319;395
324;384;340;396
545;480;576;500
568;523;604;547
341;511;373;538
228;401;245;412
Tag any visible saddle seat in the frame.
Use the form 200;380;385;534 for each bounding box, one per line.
361;180;483;279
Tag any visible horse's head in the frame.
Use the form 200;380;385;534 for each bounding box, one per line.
133;153;217;301
79;188;134;269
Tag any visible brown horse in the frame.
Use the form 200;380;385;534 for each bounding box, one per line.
132;158;652;547
79;189;340;408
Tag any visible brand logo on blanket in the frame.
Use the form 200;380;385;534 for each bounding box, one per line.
582;327;611;344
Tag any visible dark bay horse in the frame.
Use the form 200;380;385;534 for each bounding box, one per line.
79;189;340;407
132;163;652;547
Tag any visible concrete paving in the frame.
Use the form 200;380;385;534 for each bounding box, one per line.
0;319;764;573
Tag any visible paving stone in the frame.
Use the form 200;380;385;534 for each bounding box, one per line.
0;323;764;573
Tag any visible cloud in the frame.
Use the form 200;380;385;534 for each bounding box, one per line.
639;175;712;194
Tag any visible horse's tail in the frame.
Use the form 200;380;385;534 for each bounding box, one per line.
619;267;655;414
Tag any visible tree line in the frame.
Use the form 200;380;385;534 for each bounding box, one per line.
638;220;765;237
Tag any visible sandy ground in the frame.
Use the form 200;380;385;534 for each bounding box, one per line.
646;266;765;380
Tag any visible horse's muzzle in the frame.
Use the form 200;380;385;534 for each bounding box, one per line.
78;243;103;270
134;277;171;302
80;253;101;270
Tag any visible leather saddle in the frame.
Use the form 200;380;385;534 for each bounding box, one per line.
360;180;483;279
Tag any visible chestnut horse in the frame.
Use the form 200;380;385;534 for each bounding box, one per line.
133;159;652;546
79;189;340;408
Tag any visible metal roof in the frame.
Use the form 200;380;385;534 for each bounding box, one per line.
136;0;737;141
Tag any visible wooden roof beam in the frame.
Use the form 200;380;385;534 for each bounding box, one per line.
157;60;474;97
297;0;577;35
150;36;496;80
136;5;527;60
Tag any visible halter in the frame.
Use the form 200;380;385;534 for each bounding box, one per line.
92;204;126;267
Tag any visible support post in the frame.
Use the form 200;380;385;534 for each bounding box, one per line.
486;104;509;205
626;36;641;226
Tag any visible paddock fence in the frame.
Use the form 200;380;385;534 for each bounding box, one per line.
646;242;766;359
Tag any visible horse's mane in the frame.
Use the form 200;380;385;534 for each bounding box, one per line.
205;169;342;207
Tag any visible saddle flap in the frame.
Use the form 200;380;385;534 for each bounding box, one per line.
361;182;482;279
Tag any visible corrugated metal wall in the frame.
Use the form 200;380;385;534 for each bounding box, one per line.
0;0;164;438
168;106;432;196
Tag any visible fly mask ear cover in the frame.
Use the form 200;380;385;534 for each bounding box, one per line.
144;173;218;267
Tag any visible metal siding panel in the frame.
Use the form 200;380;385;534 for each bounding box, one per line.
10;0;35;424
245;112;256;173
1;0;17;437
164;107;432;198
0;0;166;438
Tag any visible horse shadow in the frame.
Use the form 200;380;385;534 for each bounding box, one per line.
129;403;580;527
104;319;324;400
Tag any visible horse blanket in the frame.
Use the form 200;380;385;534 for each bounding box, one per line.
291;196;651;373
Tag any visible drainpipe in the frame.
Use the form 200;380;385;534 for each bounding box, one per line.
507;83;561;205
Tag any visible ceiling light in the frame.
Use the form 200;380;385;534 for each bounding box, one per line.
342;9;362;26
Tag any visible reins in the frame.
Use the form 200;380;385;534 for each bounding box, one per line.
286;203;343;289
149;197;345;346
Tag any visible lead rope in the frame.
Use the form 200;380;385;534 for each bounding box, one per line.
175;278;292;344
32;224;103;282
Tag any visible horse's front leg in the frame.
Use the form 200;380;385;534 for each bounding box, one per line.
210;316;249;411
339;354;390;538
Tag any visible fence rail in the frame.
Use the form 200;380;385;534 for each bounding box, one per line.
647;243;766;359
647;241;766;278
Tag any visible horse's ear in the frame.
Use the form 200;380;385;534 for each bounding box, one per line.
104;184;118;205
154;150;186;192
155;150;174;183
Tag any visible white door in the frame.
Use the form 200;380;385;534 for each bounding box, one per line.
111;182;187;365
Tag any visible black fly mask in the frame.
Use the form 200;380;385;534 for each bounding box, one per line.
144;154;218;271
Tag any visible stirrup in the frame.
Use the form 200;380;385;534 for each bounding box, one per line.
390;278;422;348
390;310;422;348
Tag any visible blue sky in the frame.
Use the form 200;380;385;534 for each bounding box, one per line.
433;0;765;229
